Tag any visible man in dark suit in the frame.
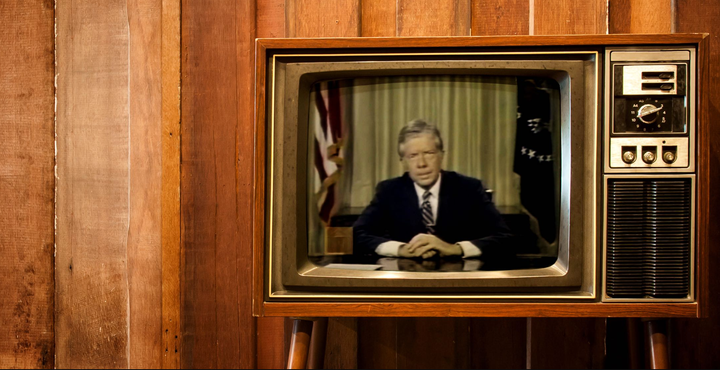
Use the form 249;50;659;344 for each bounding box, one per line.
353;119;514;260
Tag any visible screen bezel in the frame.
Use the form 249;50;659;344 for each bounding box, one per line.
264;51;601;300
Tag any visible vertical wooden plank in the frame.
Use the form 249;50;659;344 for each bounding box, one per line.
181;0;259;367
0;0;55;368
397;0;472;36
396;318;470;369
604;318;634;369
609;0;674;34
533;0;608;35
670;0;720;368
256;1;292;369
469;318;526;369
56;0;131;368
238;0;259;368
257;317;288;369
257;0;287;38
290;0;361;37
127;0;163;367
181;0;234;367
472;0;530;36
324;318;358;369
161;0;182;367
361;0;396;37
528;318;607;369
358;318;398;369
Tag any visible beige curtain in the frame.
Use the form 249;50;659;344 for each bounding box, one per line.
308;76;520;256
347;75;519;208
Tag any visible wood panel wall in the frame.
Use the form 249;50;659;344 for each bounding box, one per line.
0;1;55;368
55;0;178;368
4;0;719;368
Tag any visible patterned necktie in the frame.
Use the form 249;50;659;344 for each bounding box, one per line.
422;190;435;234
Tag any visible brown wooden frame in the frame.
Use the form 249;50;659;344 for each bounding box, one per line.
253;34;709;318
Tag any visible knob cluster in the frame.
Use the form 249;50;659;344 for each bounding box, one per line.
621;146;677;165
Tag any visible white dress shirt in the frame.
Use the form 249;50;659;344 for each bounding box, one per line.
374;173;482;259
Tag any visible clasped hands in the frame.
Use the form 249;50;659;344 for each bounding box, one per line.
398;233;463;259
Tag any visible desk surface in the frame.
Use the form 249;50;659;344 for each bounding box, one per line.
309;254;557;272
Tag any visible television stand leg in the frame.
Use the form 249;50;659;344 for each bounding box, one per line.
287;318;329;369
307;318;328;369
643;318;669;369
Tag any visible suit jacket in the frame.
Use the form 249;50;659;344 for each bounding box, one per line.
353;171;514;260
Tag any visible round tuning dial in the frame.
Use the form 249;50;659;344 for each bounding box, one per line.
628;98;671;132
637;103;664;124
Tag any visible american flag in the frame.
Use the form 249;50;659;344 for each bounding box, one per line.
313;81;345;224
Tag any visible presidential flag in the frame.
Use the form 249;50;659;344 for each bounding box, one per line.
514;79;557;243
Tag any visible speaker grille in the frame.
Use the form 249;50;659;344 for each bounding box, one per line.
606;179;691;298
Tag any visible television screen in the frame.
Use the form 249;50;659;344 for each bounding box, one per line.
264;52;598;297
306;75;562;273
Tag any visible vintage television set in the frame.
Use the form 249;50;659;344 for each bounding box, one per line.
253;34;708;318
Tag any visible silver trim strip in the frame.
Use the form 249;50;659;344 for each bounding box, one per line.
611;51;690;62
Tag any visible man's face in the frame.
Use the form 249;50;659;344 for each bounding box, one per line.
401;133;444;189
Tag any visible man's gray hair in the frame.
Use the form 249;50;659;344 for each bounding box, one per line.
397;119;444;157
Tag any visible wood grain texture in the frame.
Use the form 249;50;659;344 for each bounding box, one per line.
670;0;720;368
127;0;163;367
609;0;674;34
56;0;132;367
472;0;529;36
257;317;289;369
181;0;258;367
533;0;608;35
469;318;527;369
257;0;287;38
289;0;361;37
255;33;706;49
181;0;234;367
255;2;291;368
161;0;181;367
237;0;259;368
397;0;472;36
528;318;606;369
397;318;470;369
262;302;698;318
0;0;55;368
323;318;357;369
361;0;396;37
357;318;398;369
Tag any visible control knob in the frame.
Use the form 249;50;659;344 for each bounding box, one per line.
642;150;656;164
622;150;636;164
663;151;676;164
